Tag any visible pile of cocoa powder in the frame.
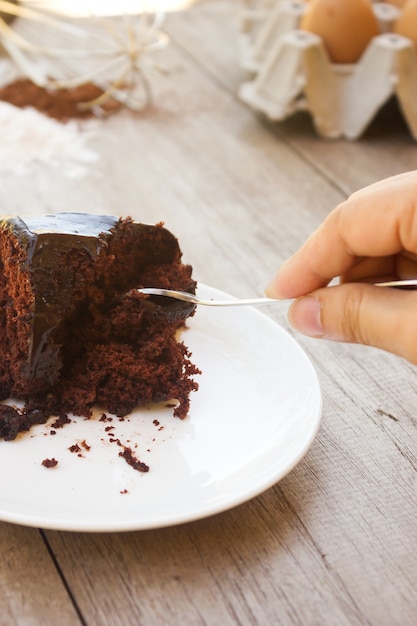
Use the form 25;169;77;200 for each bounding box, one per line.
0;78;121;121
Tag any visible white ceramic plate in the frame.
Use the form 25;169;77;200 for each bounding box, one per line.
0;285;321;532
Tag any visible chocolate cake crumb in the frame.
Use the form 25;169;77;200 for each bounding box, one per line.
81;440;91;451
51;415;72;429
119;446;150;473
69;443;81;453
42;458;58;468
0;405;48;441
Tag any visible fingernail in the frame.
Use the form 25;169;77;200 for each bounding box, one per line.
265;281;278;298
289;296;324;337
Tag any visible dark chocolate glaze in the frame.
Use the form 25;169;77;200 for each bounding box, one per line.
2;213;118;261
0;213;194;387
0;214;118;380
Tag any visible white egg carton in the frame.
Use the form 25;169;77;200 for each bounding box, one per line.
238;1;417;140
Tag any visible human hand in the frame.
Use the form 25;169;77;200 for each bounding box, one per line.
266;171;417;364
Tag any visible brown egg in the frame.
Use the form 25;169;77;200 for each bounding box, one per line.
300;0;380;64
394;0;417;48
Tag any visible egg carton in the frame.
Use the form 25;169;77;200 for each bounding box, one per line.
238;1;398;72
238;0;277;70
238;1;417;139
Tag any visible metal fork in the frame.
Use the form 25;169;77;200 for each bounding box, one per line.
136;279;417;307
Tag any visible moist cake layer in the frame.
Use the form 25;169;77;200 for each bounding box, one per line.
0;213;199;437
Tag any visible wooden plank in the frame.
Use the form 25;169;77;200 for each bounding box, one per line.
45;507;366;626
0;524;81;626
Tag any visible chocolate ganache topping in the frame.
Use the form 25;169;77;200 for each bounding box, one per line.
0;213;119;381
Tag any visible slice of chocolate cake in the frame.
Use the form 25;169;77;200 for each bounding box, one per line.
0;213;199;439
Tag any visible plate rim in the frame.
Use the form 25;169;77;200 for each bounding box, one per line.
0;283;322;532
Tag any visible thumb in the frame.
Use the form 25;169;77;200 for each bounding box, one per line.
287;283;417;364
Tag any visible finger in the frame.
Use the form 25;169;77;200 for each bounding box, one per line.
396;252;417;279
342;252;417;283
266;171;417;299
340;256;396;283
287;284;417;364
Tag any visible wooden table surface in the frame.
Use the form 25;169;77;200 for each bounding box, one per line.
1;2;417;624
